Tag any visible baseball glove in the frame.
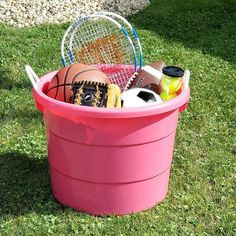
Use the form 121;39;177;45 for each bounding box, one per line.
70;80;121;108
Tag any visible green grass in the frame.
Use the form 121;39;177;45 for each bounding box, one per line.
0;0;236;235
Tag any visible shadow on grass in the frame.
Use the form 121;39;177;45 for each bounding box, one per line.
0;23;64;90
129;0;236;63
0;152;66;218
0;67;26;90
0;108;42;123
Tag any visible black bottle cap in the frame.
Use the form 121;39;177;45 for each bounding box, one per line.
162;66;184;77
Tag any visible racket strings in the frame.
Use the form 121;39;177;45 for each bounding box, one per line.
70;18;135;90
106;17;142;67
98;64;134;91
72;19;134;66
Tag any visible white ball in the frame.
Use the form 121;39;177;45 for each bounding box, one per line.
121;88;163;108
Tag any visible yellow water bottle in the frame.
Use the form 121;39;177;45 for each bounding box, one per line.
160;66;184;101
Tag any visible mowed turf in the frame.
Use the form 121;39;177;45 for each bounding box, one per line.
0;0;235;235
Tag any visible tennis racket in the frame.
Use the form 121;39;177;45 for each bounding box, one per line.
94;11;143;70
67;14;138;91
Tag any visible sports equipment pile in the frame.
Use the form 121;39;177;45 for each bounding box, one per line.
26;11;190;109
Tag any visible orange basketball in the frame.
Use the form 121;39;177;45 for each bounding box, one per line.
46;63;110;102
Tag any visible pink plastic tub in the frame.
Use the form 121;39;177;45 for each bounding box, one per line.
32;71;190;216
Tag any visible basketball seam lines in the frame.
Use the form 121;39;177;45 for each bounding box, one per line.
55;74;59;99
46;83;76;93
63;64;73;102
71;68;100;85
47;67;102;101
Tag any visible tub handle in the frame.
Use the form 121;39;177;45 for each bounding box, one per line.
179;69;190;112
25;65;45;112
25;65;40;90
183;69;190;91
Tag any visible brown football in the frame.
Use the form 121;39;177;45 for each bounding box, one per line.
124;60;166;93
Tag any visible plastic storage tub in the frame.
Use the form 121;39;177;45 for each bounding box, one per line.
32;70;190;215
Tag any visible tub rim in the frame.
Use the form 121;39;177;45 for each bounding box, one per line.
33;71;190;118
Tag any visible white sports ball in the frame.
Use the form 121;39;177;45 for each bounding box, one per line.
121;88;163;108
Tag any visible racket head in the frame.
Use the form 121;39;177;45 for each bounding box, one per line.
94;11;143;70
69;14;138;91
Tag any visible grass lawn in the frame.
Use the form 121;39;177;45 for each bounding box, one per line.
0;0;235;235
